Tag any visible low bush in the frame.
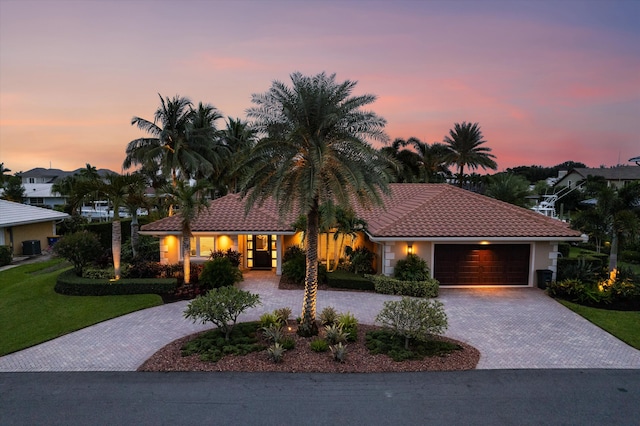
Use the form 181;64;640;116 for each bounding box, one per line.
620;250;640;264
267;343;286;363
82;267;115;280
55;269;177;296
326;270;375;291
330;342;347;362
0;245;12;266
366;274;439;298
344;246;375;275
198;257;242;290
394;254;430;281
324;324;348;345
365;329;461;361
209;248;242;267
262;324;285;343
548;277;640;310
181;321;264;362
336;312;358;342
319;306;338;326
310;338;329;352
375;297;448;350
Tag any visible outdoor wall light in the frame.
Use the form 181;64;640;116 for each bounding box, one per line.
407;243;413;254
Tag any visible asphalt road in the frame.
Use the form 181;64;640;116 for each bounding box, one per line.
1;370;639;425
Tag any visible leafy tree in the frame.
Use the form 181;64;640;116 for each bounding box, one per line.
53;231;103;276
1;175;25;202
380;138;421;183
0;163;11;187
375;297;448;349
240;72;394;335
485;173;531;207
183;287;261;341
51;164;102;215
164;179;211;284
443;122;497;187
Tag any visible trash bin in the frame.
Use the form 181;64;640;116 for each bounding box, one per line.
47;236;61;247
536;269;553;290
22;240;42;256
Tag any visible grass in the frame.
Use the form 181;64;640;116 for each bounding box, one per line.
0;259;163;356
557;299;640;350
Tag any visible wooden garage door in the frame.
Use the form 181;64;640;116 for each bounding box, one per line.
434;244;530;286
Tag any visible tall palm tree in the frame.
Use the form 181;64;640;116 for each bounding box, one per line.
121;173;151;259
331;207;366;272
240;72;394;335
219;118;257;194
485;173;531;207
164;179;211;285
187;101;228;182
443;122;497;187
96;173;148;279
0;163;12;187
379;138;421;183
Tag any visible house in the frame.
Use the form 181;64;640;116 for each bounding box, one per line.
140;184;586;288
19;167;117;210
555;166;640;190
0;200;69;256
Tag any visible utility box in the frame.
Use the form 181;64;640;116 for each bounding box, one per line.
536;269;553;290
22;240;42;256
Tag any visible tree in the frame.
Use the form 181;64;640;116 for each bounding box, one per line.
164;179;211;285
53;231;103;276
485;173;531;207
51;164;101;215
124;95;227;198
443;122;497;187
379;138;421;183
1;175;25;202
218;117;257;194
409;138;451;183
121;173;150;259
95;173;148;279
240;72;394;335
574;182;640;274
184;287;261;341
0;163;11;187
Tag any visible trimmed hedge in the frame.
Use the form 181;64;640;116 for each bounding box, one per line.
55;269;177;296
366;274;439;298
327;271;375;291
0;245;12;266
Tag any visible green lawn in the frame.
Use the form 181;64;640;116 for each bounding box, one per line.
557;299;640;350
0;259;163;356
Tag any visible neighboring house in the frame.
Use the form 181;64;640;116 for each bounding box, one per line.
19;167;117;210
555;166;640;190
0;200;69;256
140;184;586;288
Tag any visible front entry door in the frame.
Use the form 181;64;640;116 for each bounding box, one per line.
248;234;274;269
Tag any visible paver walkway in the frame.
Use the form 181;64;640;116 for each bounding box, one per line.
1;271;639;371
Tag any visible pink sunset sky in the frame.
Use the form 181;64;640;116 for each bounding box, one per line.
1;0;639;174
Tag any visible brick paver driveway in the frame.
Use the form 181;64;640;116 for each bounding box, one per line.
1;272;639;371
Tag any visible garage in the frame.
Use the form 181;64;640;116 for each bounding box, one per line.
434;244;530;286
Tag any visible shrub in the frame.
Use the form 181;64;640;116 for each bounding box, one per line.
210;248;242;267
123;261;164;279
262;324;285;343
557;257;605;284
181;321;263;362
620;250;640;264
557;243;571;259
54;269;177;296
82;267;114;280
394;254;430;281
183;287;261;341
345;246;375;275
260;312;281;328
282;255;306;284
274;307;292;324
336;312;358;342
310;338;329;352
319;306;338;326
283;245;306;262
280;337;296;350
198;257;242;290
0;245;12;266
367;274;439;298
375;297;448;349
324;324;348;345
267;343;286;363
330;342;347;362
53;231;103;276
326;270;375;291
121;235;159;264
365;329;461;361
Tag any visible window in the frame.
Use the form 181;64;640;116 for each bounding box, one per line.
189;236;216;257
255;235;268;251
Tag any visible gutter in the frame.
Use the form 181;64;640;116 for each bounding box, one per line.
366;232;588;243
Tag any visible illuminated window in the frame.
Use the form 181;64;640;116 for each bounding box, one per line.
199;237;215;257
256;235;268;251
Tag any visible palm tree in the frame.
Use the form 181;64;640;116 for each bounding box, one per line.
121;173;151;258
96;173;148;279
240;72;394;335
219;118;257;194
443;122;497;187
331;207;366;272
0;163;12;187
485;173;531;207
574;182;640;274
379;138;421;183
409;138;451;183
164;179;211;285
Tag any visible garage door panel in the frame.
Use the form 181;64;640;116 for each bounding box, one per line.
434;244;530;286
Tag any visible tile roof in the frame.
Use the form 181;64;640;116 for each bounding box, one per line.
0;200;69;227
141;184;583;239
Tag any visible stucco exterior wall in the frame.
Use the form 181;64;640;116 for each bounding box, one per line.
8;221;57;255
532;241;559;279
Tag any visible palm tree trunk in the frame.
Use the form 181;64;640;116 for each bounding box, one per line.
112;219;121;280
131;213;139;258
183;234;191;285
301;203;319;336
457;164;465;188
608;232;619;274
